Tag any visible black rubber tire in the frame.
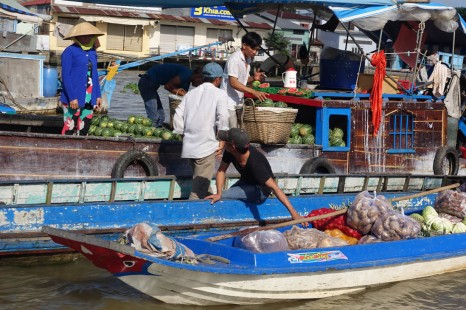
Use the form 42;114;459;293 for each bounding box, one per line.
299;157;336;174
111;150;158;178
433;146;459;175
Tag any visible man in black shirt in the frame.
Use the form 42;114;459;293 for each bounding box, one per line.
206;128;307;224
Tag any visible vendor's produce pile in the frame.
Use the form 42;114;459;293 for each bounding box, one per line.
88;115;181;141
328;127;346;147
252;98;289;108
409;189;466;236
288;123;315;145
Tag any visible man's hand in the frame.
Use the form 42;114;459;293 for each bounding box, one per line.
94;98;102;112
215;141;225;156
292;213;309;228
205;193;221;204
253;68;266;83
174;88;186;96
251;90;268;102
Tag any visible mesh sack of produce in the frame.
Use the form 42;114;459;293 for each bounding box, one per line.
283;226;348;250
370;211;421;241
168;93;183;130
434;190;466;218
357;235;382;244
346;191;393;234
233;228;289;253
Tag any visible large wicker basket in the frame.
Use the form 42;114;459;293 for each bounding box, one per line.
239;98;298;144
168;92;183;130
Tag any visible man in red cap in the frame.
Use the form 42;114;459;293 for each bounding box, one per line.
206;128;307;224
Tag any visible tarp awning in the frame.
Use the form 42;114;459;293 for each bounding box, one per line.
1;0;51;24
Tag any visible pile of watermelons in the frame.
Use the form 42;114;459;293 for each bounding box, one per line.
88;115;182;141
288;123;315;145
251;81;313;98
329;127;346;147
253;98;289;108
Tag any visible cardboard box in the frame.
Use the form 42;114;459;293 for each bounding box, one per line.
357;73;399;94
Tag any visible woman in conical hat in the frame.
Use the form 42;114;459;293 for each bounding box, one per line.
60;21;104;136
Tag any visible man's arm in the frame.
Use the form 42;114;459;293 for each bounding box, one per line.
164;75;185;95
206;161;230;204
229;76;268;101
264;178;308;227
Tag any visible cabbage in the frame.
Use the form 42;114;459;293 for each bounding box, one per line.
428;217;453;234
452;222;466;234
409;213;425;224
463;217;466;225
422;206;438;222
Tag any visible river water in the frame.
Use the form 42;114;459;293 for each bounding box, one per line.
1;71;466;309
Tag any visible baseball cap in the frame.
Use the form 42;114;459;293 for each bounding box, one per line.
202;62;224;78
218;128;250;150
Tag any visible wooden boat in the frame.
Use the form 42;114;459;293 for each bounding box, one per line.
43;187;466;305
1;173;464;261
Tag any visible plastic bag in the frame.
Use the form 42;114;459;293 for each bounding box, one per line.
284;226;348;250
233;228;289;253
434;190;466;218
370;211;421;241
347;191;393;234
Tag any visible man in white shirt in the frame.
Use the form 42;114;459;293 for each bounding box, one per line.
221;32;268;128
173;62;229;199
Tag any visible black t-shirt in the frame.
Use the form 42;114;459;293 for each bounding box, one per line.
222;147;274;196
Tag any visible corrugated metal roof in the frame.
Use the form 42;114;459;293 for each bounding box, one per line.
51;5;272;29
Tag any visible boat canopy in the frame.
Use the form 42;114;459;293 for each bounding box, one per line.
0;0;51;24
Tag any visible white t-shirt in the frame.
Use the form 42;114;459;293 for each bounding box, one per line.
221;49;251;111
173;83;229;159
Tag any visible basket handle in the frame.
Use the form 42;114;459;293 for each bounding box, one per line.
241;98;256;128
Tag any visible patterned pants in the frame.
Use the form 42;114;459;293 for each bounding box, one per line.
62;105;94;136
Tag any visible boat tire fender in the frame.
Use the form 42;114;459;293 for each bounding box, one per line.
299;157;336;174
433;146;459;175
111;150;158;178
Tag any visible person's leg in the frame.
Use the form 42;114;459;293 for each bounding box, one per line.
76;105;93;136
138;75;159;124
154;91;165;128
189;152;216;199
228;110;238;128
62;105;78;135
221;180;267;203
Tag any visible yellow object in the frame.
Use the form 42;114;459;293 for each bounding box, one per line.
105;64;120;81
324;229;358;245
357;73;399;94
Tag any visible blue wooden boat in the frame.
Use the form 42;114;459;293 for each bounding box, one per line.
43;187;466;305
1;173;461;261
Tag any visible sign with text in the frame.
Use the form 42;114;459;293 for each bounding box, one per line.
191;6;234;21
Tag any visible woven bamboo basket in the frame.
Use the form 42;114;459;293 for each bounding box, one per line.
168;91;183;130
239;98;297;144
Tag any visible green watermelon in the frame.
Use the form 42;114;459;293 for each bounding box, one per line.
135;116;144;124
88;125;97;135
94;127;103;136
100;116;109;123
127;115;136;124
152;128;163;138
274;101;288;108
142;117;152;127
161;130;173;140
252;80;261;88
127;124;136;134
101;128;112;137
99;120;108;128
106;120;115;129
330;136;343;146
143;127;153;136
290;135;302;144
290;123;302;137
259;83;270;88
302;134;315;145
113;130;122;137
338;140;346;147
113;120;123;131
120;123;129;133
332;127;344;139
134;124;144;135
299;124;313;136
91;116;101;126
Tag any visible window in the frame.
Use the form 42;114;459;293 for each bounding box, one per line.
0;18;15;33
387;111;415;154
159;25;194;54
206;28;232;43
107;24;142;52
292;30;305;35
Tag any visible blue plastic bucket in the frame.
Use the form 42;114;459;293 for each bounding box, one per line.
43;67;58;97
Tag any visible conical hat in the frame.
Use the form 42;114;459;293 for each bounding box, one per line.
64;21;104;39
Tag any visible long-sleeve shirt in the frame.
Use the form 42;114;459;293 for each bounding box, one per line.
59;43;101;107
173;82;229;159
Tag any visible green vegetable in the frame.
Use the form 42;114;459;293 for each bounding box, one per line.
251;80;261;88
127;115;136;124
422;206;438;222
302;134;315;145
122;82;140;94
299;124;313;137
452;222;466;234
409;213;425;224
332;127;344;139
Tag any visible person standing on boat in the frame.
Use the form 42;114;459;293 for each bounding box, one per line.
173;62;229;199
60;21;104;136
221;32;268;128
206;128;308;225
138;64;203;128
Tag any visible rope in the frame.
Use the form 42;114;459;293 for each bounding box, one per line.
353;53;366;98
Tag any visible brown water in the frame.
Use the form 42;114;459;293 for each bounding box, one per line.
1;71;465;309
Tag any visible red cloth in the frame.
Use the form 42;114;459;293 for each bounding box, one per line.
370;51;386;136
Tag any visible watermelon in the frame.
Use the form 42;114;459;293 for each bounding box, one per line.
106;120;115;129
290;123;303;137
339;140;346;147
101;128;112;137
252;80;261;88
113;130;123;137
142;117;152;127
127;124;136;134
135;116;144;125
278;88;288;95
100;116;109;123
88;125;97;135
299;124;313;136
134;124;144;135
99;120;108;128
303;134;315;145
152;128;163;138
90;116;101;126
274;101;288;108
259;83;270;88
294;91;305;97
332;127;344;139
161;130;173;140
330;136;343;146
120;123;129;133
287;88;298;93
290;135;302;144
127;115;136;124
113;120;123;131
94;127;103;136
143;127;153;136
260;98;275;107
